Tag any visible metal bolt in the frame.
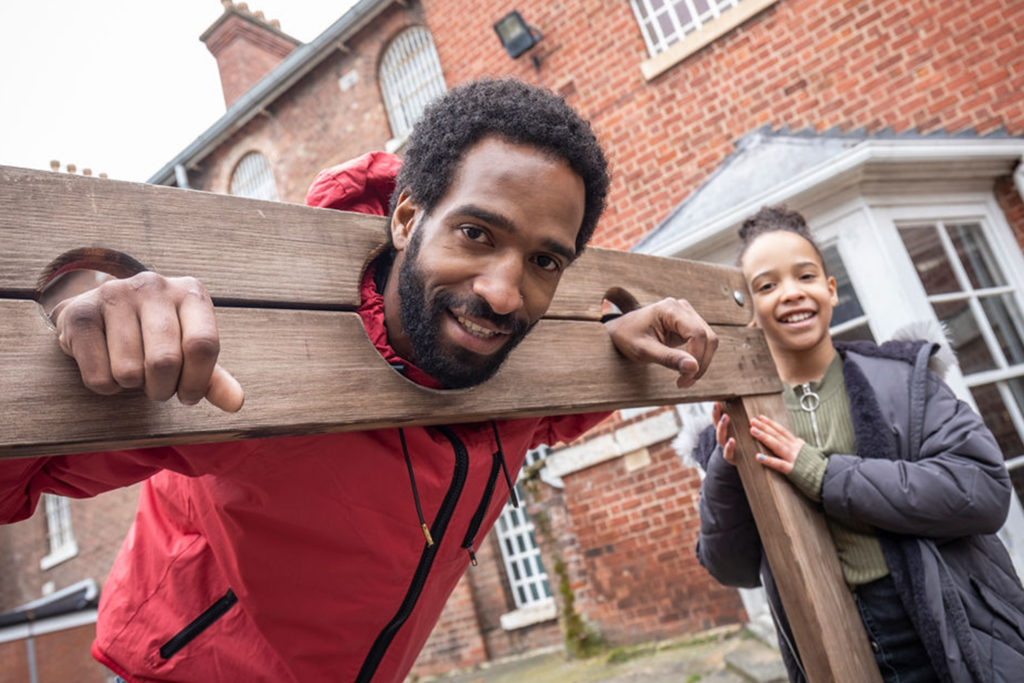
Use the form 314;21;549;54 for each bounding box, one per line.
732;290;745;306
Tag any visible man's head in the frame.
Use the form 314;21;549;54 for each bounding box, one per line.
382;80;608;389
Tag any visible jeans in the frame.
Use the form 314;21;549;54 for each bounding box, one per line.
854;574;939;683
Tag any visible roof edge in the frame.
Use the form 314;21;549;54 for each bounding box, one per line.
148;0;395;186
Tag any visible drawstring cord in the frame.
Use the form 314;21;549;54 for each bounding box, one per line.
465;423;520;566
490;421;519;509
399;428;434;547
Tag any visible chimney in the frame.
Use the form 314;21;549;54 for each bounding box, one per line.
200;1;301;108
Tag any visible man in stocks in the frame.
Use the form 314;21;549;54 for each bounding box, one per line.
1;79;717;682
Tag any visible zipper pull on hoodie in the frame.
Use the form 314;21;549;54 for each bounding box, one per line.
467;549;477;566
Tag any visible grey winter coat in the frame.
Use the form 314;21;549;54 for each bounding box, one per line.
694;340;1024;682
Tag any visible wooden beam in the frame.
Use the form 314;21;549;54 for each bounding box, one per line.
1;300;778;458
727;396;882;683
0;166;751;325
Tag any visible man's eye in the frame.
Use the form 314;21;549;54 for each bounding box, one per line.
533;255;560;272
461;226;488;242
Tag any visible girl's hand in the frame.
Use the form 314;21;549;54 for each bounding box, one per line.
712;402;737;465
750;415;804;475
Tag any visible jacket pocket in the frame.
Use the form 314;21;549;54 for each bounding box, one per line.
159;588;238;659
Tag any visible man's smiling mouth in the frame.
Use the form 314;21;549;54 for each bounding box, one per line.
455;313;502;339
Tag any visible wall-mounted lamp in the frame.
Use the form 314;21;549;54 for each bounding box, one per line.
493;10;542;61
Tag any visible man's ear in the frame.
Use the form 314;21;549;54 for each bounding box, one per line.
390;190;419;251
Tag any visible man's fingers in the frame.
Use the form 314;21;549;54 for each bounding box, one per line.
104;299;145;390
176;281;220;405
205;364;245;413
139;296;183;402
56;298;120;395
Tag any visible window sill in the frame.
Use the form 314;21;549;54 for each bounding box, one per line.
500;600;557;631
40;543;78;570
640;0;780;81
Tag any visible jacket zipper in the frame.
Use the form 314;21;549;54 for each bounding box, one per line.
461;447;503;565
159;588;238;659
355;426;468;683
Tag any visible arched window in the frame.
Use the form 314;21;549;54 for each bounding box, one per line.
378;26;447;140
230;152;279;200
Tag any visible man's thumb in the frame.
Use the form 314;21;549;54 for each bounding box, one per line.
205;364;244;413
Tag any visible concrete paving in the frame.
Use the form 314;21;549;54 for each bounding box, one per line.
418;628;788;683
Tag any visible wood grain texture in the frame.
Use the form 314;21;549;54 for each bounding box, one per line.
0;165;752;325
727;395;882;683
1;299;777;458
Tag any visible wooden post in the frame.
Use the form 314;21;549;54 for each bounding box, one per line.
728;396;881;682
0;165;880;681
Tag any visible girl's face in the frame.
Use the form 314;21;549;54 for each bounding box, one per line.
741;230;838;355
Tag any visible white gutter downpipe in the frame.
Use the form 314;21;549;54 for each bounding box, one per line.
174;164;191;190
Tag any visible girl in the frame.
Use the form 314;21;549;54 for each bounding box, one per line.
693;206;1024;682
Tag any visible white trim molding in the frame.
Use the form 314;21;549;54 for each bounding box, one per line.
499;599;558;631
544;410;679;479
646;138;1024;259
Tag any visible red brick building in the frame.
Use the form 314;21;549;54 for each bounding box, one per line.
3;0;1024;678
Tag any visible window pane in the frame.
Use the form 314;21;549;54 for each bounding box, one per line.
379;27;446;139
530;584;540;601
673;0;696;23
969;381;1024;459
979;293;1024;365
899;225;959;295
823;245;865;325
932;299;996;374
230;152;278;201
947;222;1005;289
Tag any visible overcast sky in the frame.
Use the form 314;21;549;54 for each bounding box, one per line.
0;1;356;183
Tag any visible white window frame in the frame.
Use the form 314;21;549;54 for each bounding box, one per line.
378;26;447;145
40;494;78;570
632;0;780;80
495;446;554;620
229;151;279;201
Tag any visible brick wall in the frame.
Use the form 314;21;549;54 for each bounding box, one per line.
0;486;140;612
189;3;419;204
424;0;1024;250
530;430;746;647
0;623;110;683
202;9;300;108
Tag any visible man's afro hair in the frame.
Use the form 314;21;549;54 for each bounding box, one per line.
393;78;609;255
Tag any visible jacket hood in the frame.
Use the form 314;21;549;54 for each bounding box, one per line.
305;151;402;216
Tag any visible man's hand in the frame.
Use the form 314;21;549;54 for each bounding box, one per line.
604;297;718;388
50;272;244;412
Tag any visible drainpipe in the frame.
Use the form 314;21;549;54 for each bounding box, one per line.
26;618;39;683
174;164;191;190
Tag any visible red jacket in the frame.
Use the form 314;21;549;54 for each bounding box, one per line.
0;153;607;682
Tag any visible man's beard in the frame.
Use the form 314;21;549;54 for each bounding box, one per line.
397;232;532;389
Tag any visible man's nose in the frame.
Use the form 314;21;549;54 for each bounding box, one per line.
472;257;524;316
